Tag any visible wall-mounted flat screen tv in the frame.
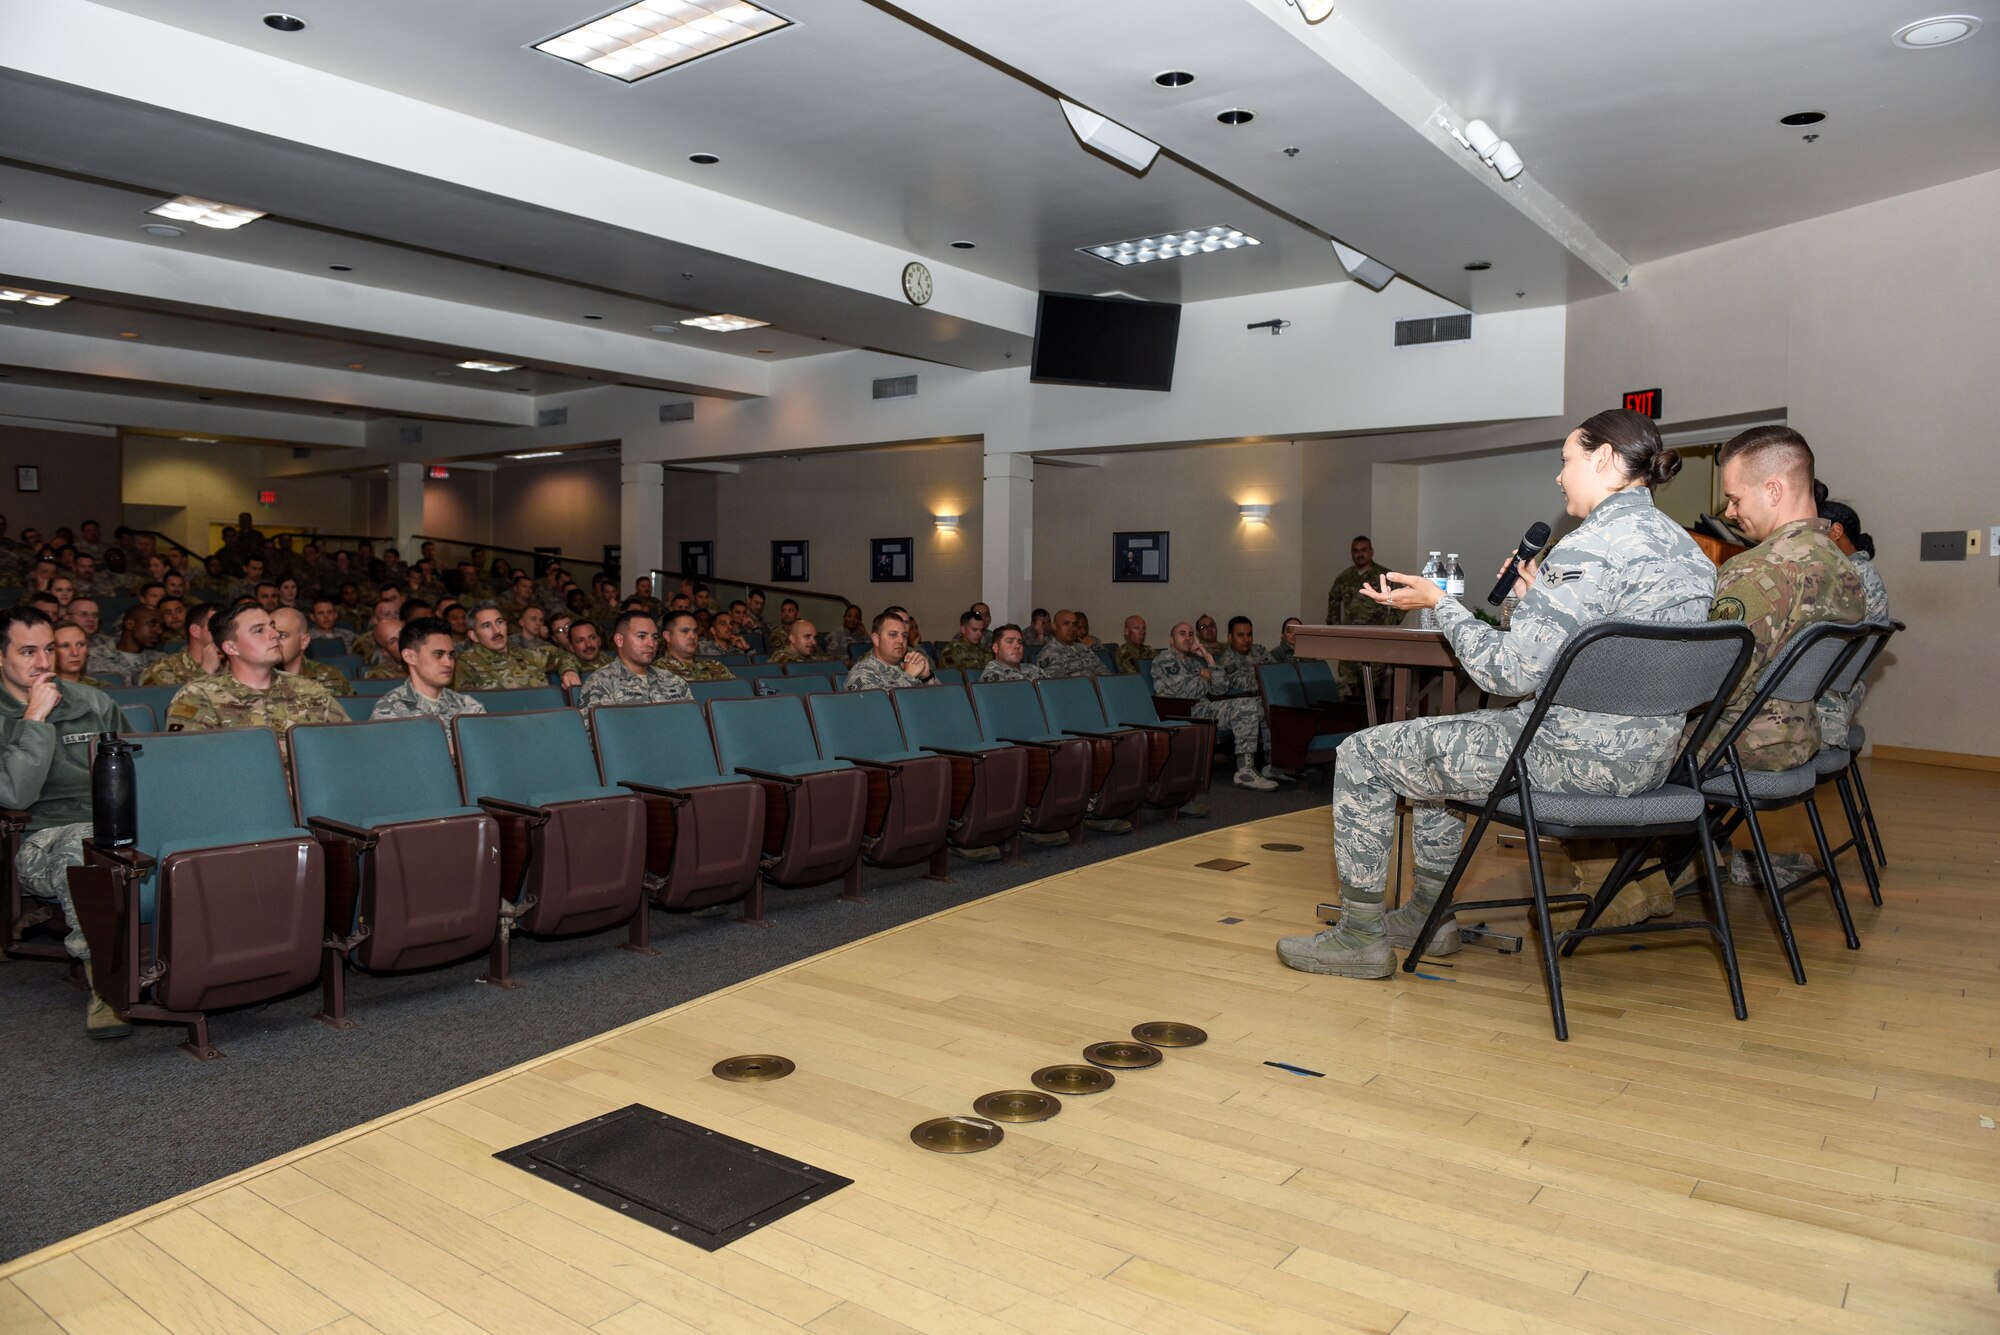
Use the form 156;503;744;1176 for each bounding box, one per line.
1030;291;1181;392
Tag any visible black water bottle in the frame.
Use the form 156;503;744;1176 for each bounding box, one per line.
92;733;142;849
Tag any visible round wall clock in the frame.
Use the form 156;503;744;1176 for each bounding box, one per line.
901;261;933;306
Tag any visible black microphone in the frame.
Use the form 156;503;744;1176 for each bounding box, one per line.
1486;522;1552;606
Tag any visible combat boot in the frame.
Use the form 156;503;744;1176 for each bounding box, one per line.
84;962;131;1040
1276;895;1393;978
1178;796;1210;818
1383;873;1462;956
1233;761;1277;791
951;844;1002;862
1555;858;1672;931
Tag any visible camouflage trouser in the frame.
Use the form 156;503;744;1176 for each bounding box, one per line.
12;821;91;961
1814;682;1865;751
1332;710;1662;906
1192;697;1270;759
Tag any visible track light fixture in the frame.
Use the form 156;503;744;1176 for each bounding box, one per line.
1448;118;1526;182
1287;0;1337;22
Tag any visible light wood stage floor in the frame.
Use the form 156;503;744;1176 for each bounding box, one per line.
5;759;1997;1335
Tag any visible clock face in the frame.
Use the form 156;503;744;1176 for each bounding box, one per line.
902;261;933;306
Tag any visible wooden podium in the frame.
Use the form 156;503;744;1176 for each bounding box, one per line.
1293;623;1465;726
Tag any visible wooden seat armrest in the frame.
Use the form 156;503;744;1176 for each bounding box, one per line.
307;816;380;848
80;840;157;875
835;755;909;773
1061;727;1130;742
999;736;1066;751
922;745;990;760
618;780;696;803
735;766;803;788
477;796;554;825
0;808;30;834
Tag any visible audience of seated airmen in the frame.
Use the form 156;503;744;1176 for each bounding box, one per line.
509;605;584;677
1115;615;1154;675
936;610;994;671
65;598;108;653
1814;496;1888;752
1194;613;1221;657
272;607;353;696
1;606;130;1036
87;605;167;685
656;610;734;682
768;619;836;665
51;623;111;688
1024;608;1052;647
823;603;866;657
454;602;577;690
979;624;1042;683
307;595;357;650
141;603;223;685
1272;617;1304;663
1214;616;1277;694
1152;621;1279;791
562;617;611;674
771;597;802;645
367;615;488;727
577;611;695;708
845;611;935;690
164;603;348;759
1034;609;1101;678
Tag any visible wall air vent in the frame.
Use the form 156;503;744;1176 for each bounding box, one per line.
1395;314;1472;347
659;401;694;422
291;446;311;459
537;407;570;428
397;425;423;445
873;374;918;400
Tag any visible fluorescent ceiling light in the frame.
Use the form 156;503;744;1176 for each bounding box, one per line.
1081;226;1259;266
148;195;267;230
456;359;522;373
1059;99;1161;173
680;313;770;332
535;1;790;83
0;287;71;306
506;451;565;460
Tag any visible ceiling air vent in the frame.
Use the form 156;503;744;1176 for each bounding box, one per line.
397;425;424;445
537;406;570;428
659;401;694;422
1394;313;1473;347
873;374;918;400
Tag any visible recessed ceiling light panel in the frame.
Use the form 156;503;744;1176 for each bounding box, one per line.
1154;70;1195;87
457;359;523;372
1778;111;1826;126
1216;107;1256;125
1893;15;1980;47
680;313;770;332
507;451;564;460
262;13;306;32
0;287;70;306
535;2;791;83
1080;226;1259;266
149;195;267;230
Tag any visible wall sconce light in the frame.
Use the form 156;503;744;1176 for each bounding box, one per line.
934;513;961;533
1239;503;1272;525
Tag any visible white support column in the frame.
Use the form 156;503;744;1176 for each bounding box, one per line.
982;449;1033;627
621;461;666;595
388;461;426;563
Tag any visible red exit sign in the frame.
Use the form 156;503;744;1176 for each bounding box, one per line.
1622;387;1663;419
257;490;277;505
427;465;450;480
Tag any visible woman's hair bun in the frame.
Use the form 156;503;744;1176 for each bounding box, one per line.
1649;447;1683;485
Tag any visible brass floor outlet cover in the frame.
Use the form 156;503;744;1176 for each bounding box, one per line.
712;1055;796;1083
1084;1040;1164;1070
973;1089;1061;1123
1260;842;1306;852
1196;858;1250;872
1132;1021;1208;1048
1031;1064;1116;1095
911;1116;1004;1153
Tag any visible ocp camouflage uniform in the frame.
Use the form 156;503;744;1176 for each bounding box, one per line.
1034;640;1101;678
845;655;929;691
164;670;347;762
3;680;123;962
937;639;994;672
1114;642;1155;675
658;654;734;683
513;638;583;679
1327;561;1399;694
1815;553;1889;750
1703;518;1866;770
452;643;551;692
980;659;1043;683
768;646;837;665
1326;487;1714;931
139;650;212;687
1153;649;1268;760
293;658;353;696
84;644;162;686
369;681;487;727
576;659;694;709
1214;643;1275;695
363;659;404;681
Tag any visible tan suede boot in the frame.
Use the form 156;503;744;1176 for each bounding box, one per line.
84;962;132;1040
1554;859;1671;932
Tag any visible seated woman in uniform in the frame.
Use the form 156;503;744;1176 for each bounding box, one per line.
1277;409;1716;979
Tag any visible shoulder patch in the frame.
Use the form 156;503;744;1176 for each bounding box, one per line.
1710;597;1747;622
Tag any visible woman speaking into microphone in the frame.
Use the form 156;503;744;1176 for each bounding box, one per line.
1277;408;1715;979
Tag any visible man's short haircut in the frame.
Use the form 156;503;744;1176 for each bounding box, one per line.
990;622;1023;641
0;605;53;646
611;608;657;639
398;615;451;658
1352;534;1371;544
140;581;165;597
121;604;154;630
660;610;697;635
25;593;59;614
1282;616;1303;628
186;603;219;634
403;600;435;619
312;595;335;609
959;610;982;627
747;586;765;599
210;601;263;645
870;610;907;635
1031;607;1049;620
1718;424;1815;488
729;600;748;613
254;581;278;595
621;597;651;612
438;600;463;616
1227;616;1252;634
693;582;710;595
780;598;799;612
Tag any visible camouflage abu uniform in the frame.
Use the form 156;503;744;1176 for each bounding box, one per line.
1815;553;1888;750
1213;643;1275;695
1034;640;1101;679
845;655;930;691
369;681;487;727
452;643;551;692
1331;487;1715;911
1703;518;1866;770
164;670;347;762
576;659;694;709
2;680;124;962
937;638;995;672
1327;561;1400;695
980;659;1043;683
85;643;162;687
1114;642;1155;675
1152;650;1268;760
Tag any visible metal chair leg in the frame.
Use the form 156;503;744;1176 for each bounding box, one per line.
1739;802;1807;985
1803;797;1860;951
1401;811;1488;972
1693;819;1747;1021
1517;802;1569;1042
1561;840;1651;959
1849;760;1888;868
1832;771;1881;906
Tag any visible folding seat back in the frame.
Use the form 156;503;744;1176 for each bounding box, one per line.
891;686;1030;852
469;686;566;713
933;667;967;685
707;696;867;893
1257;662;1348;772
119;704;157;733
759;675;831;699
782;661;835;676
967;681;1096;836
1035;678;1146;819
806;691;952;870
104;684;180;722
1258;662;1307;709
312;654;363;680
691;677;754;705
305;639;348;661
351;678;400;697
1091;674;1203;811
290;718;501;998
72;728;325;1058
737;662;785;679
335;696;375;721
717;652;751;666
454;710;647;945
590;702;765;915
1093;645;1119;674
1298;659;1341;706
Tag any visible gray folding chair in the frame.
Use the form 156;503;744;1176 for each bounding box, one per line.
1812;621;1898;904
1401;620;1757;1041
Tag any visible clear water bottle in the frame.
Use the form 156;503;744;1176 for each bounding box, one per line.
1446;553;1466;601
1419;552;1442;630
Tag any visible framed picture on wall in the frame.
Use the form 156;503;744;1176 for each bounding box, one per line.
679;540;712;578
14;466;38;494
870;537;913;583
1113;531;1169;583
771;540;809;583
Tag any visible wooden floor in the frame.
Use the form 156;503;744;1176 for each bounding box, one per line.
5;758;1998;1335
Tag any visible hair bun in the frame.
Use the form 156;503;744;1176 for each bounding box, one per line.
1649;447;1683;485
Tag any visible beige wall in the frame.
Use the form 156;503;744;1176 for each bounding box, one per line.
662;470;718;573
491;458;619;562
0;425;122;538
121;436;363;553
422;469;491;543
713;444;982;631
